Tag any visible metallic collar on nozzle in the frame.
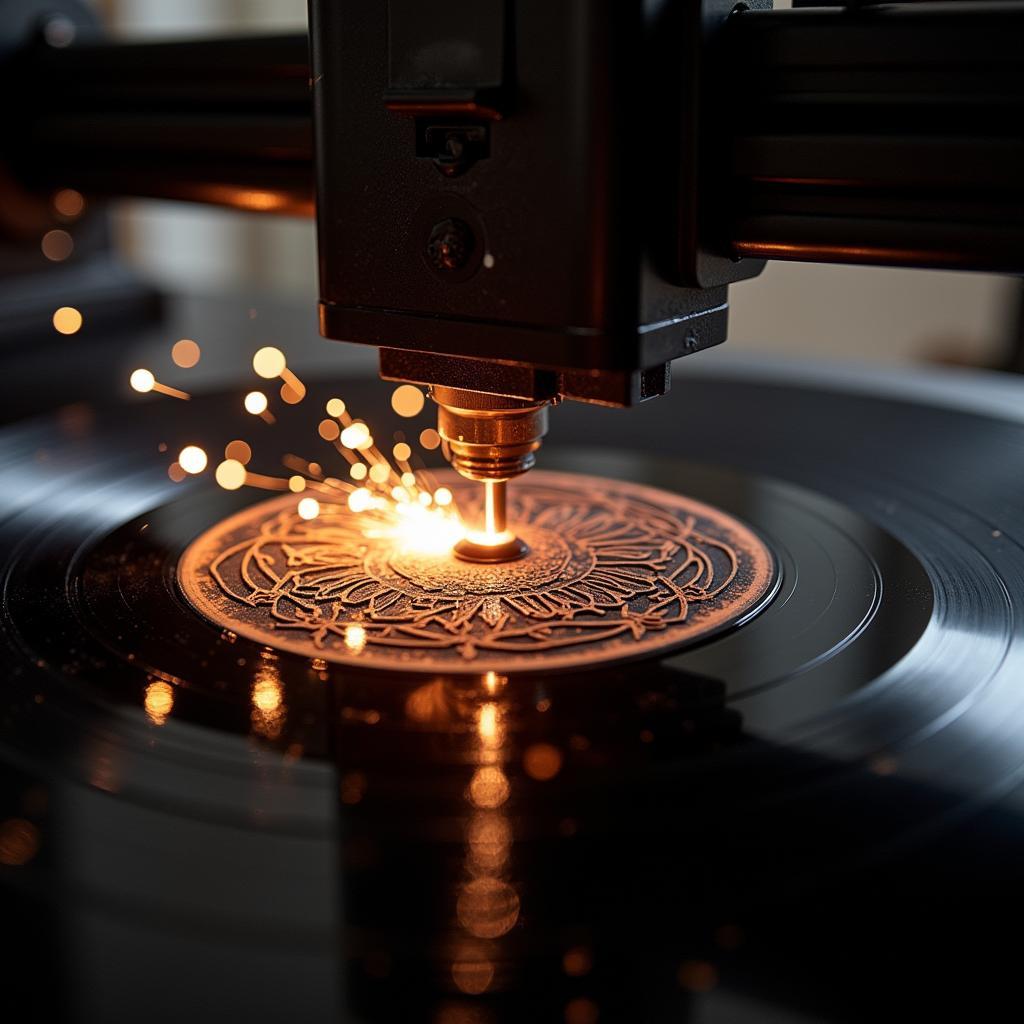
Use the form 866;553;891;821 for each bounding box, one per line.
430;385;549;483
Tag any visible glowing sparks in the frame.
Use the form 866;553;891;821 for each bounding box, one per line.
253;346;306;404
215;459;247;490
288;475;306;493
144;680;174;725
130;368;190;401
419;428;441;450
326;398;346;418
52;306;82;334
340;422;370;449
348;488;374;513
350;463;367;481
393;442;412;462
224;439;251;464
368;462;390;484
391;384;426;418
318;418;341;441
297;497;320;520
252;346;286;378
244;390;271;420
171;339;201;368
179;445;208;475
434;487;453;506
167;462;186;482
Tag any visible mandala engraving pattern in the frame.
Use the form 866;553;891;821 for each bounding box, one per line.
178;472;776;672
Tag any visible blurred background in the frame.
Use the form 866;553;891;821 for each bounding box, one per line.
72;0;1024;373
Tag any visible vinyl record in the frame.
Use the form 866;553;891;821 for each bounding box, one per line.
2;368;1024;1022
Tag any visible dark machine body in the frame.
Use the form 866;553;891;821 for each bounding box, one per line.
4;0;1024;412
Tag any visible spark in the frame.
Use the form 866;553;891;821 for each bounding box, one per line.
369;463;390;484
340;422;370;449
171;339;201;368
297;497;321;520
252;346;306;403
244;390;275;423
435;487;453;506
224;439;251;464
130;368;190;401
144;680;174;725
350;463;367;481
52;306;82;334
393;442;412;462
391;384;426;418
179;445;208;474
419;428;441;450
215;459;247;490
288;475;306;493
326;398;346;418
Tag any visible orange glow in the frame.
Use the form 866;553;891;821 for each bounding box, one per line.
563;947;593;977
251;661;286;739
288;475;306;493
451;953;495;995
391;384;425;418
434;487;453;506
340;771;367;804
477;702;504;753
215;459;247;490
350;463;368;481
344;624;367;653
167;462;186;482
41;229;73;261
144;680;174;725
318;418;341;441
297;497;320;520
467;812;511;874
224;439;252;464
456;876;520;938
419;428;441;450
348;488;374;513
392;442;411;462
53;188;85;218
0;818;40;867
171;339;201;368
565;998;600;1024
178;445;208;474
326;397;346;418
369;463;390;484
280;380;304;404
469;766;510;809
52;306;82;334
340;422;370;449
523;743;562;781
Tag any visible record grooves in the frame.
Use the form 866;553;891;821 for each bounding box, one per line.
3;372;1024;1021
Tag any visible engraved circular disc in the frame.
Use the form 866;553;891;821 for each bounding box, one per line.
178;471;778;674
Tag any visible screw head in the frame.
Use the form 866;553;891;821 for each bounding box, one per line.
426;218;473;273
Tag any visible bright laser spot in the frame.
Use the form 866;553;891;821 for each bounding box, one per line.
244;391;268;415
253;346;286;378
297;497;320;520
434;487;453;506
179;446;208;474
215;459;247;490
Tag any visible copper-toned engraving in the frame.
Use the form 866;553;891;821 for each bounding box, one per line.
178;471;777;673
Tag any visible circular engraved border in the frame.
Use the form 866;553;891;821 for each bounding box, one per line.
177;470;779;674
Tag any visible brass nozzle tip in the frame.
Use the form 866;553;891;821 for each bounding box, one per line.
432;386;549;482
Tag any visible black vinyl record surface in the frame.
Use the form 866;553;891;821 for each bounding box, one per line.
2;365;1024;1023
